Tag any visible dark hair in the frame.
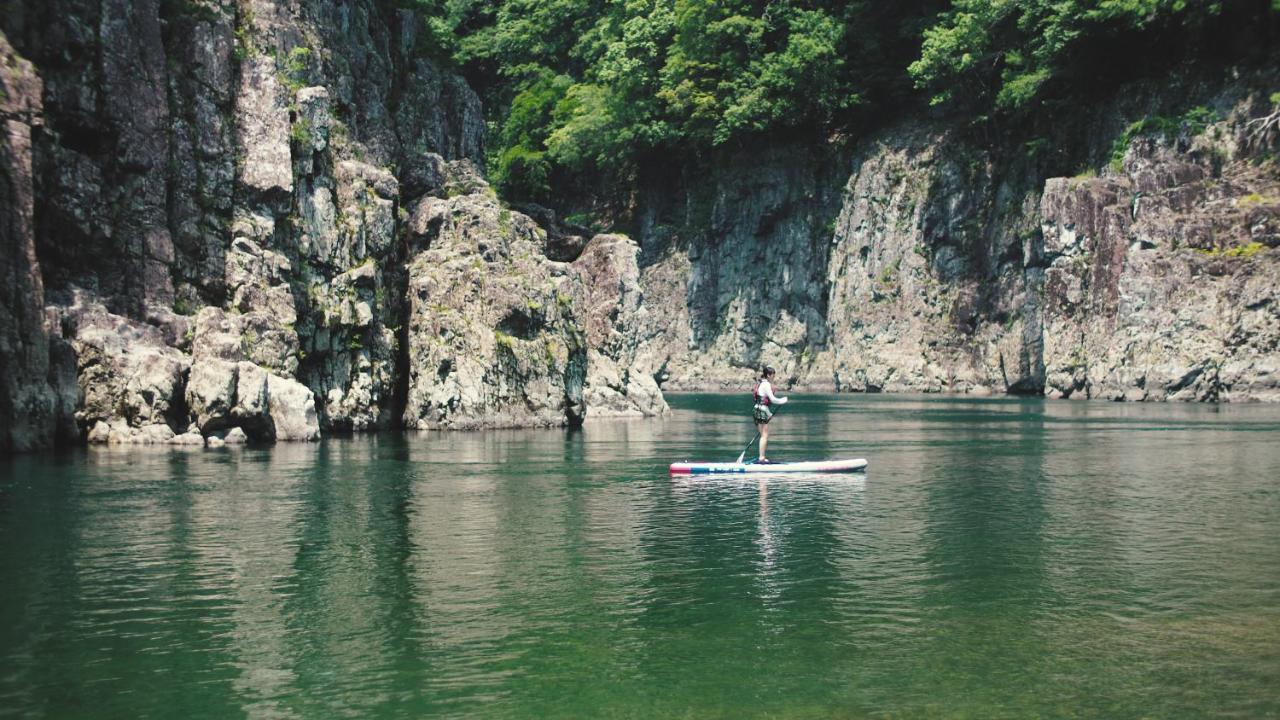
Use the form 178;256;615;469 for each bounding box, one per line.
760;366;775;379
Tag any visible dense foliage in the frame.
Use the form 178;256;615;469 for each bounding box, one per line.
403;0;1277;203
909;0;1265;114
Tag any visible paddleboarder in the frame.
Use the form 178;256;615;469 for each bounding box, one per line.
752;366;788;464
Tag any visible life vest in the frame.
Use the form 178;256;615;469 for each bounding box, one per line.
753;381;769;406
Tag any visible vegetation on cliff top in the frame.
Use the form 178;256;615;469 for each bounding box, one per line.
402;0;1278;206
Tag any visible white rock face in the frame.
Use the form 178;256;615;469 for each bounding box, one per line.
235;54;292;197
186;358;238;431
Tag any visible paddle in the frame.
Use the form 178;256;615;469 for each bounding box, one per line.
735;401;783;464
734;434;757;465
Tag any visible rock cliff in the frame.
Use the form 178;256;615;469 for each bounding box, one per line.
1038;118;1280;401
401;169;588;430
0;0;664;452
1;33;76;453
627;77;1280;403
1;2;1276;454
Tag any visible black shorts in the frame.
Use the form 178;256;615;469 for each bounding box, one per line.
753;404;773;424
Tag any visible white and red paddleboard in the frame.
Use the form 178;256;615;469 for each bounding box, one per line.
669;458;868;476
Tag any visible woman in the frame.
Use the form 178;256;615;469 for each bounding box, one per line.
752;366;788;464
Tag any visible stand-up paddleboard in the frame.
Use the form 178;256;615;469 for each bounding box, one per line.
669;458;868;475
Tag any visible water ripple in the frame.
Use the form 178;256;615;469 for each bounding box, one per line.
2;396;1279;718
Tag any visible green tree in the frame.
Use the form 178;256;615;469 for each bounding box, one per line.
397;0;1277;211
908;0;1234;114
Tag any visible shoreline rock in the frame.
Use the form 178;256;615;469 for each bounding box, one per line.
401;187;589;430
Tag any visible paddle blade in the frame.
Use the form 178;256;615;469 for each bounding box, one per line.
735;450;746;464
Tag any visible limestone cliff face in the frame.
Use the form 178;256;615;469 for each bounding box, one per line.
627;80;1280;402
0;0;663;452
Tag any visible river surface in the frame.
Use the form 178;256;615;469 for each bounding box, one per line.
1;393;1278;719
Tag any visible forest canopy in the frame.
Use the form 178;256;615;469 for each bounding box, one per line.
401;0;1277;203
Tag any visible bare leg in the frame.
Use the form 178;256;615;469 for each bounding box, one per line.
758;422;769;461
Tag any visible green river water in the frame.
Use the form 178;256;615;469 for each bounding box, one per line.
1;393;1278;719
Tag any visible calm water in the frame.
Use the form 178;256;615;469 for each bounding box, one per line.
2;393;1279;719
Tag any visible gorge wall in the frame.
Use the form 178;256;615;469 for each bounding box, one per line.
2;1;1278;455
0;0;665;453
629;72;1280;404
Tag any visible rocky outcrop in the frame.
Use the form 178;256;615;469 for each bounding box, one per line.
572;234;668;417
0;0;682;453
294;157;401;432
220;2;484;434
64;300;190;435
1038;121;1280;401
186;357;320;442
183;304;321;442
0;0;496;451
35;292;322;447
43;294;190;445
266;373;322;440
402;177;589;429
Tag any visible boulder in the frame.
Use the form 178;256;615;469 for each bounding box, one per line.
136;424;176;444
87;421;111;444
62;296;190;436
185;357;317;441
186;358;238;430
267;374;321;441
